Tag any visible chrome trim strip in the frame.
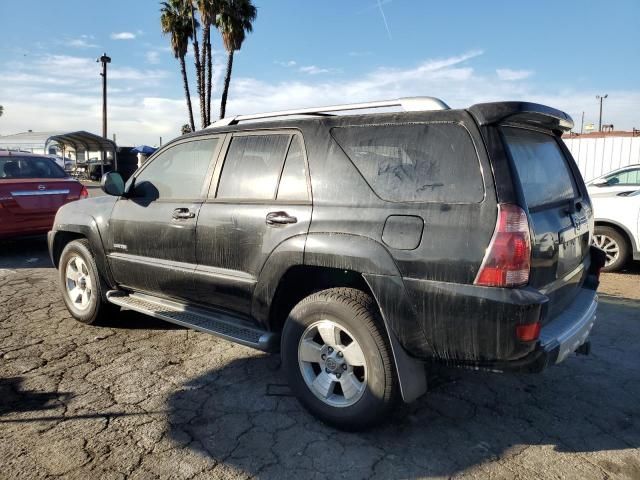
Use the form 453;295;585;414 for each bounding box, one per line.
10;189;70;196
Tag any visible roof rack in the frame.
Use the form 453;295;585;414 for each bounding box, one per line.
208;96;450;128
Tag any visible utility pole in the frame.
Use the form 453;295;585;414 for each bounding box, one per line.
596;94;608;132
580;111;584;134
97;53;111;177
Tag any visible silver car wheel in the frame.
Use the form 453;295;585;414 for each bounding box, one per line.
298;320;367;408
65;255;93;311
593;234;620;267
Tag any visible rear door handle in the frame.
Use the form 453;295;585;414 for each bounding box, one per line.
172;208;195;220
266;211;297;225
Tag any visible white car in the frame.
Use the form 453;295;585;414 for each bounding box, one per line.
591;189;640;271
587;164;640;197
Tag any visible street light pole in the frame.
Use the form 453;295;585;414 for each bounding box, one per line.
596;94;608;132
97;53;111;177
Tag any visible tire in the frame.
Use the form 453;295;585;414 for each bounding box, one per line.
58;239;117;324
281;288;399;430
593;226;629;272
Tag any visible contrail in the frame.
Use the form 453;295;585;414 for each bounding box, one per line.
377;0;392;40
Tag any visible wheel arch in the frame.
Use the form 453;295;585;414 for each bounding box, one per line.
594;219;636;254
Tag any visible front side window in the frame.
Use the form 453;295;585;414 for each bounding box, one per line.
216;134;290;200
133;138;218;199
331;123;484;203
605;168;640;186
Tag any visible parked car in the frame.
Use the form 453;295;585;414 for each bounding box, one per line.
48;98;604;429
587;164;640;196
591;189;640;271
0;151;88;240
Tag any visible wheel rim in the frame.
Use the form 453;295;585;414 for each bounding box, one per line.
593;234;620;267
65;255;93;311
298;320;367;408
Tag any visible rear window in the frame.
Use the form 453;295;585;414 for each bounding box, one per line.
0;156;67;179
331;123;484;203
502;127;578;208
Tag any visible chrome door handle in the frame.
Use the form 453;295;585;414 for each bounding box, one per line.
266;211;297;225
172;208;195;219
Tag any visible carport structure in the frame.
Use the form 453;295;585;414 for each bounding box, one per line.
44;130;118;175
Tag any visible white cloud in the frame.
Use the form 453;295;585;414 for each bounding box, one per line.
299;65;330;75
65;35;98;49
146;51;161;65
496;68;533;81
1;49;639;146
111;32;136;40
275;60;297;67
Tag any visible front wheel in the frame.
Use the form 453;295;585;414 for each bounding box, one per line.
281;288;399;430
59;239;116;324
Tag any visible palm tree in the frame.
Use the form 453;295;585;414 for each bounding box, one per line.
197;0;222;126
188;1;206;128
161;0;197;132
216;0;257;119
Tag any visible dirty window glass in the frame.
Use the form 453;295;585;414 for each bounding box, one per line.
331;123;483;203
277;136;308;201
133;139;218;199
502;127;578;208
216;134;290;200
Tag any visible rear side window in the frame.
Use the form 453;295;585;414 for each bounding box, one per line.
276;136;309;201
502;127;578;208
0;156;67;179
134;138;218;199
331;123;483;203
216;134;290;200
605;168;640;186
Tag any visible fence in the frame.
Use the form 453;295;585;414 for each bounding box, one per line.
562;135;640;182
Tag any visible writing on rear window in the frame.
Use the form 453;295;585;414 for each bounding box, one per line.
331;123;484;203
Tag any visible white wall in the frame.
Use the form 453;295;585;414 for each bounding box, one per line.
563;136;640;182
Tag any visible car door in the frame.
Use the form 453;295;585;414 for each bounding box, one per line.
107;136;222;301
194;131;312;315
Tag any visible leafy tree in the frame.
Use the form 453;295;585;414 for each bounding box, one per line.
161;0;198;131
216;0;257;119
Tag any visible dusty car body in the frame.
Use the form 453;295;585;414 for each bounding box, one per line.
48;98;604;429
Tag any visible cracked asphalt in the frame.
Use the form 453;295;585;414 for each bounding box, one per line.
1;236;639;479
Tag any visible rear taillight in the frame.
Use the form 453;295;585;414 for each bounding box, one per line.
80;186;89;199
474;203;531;288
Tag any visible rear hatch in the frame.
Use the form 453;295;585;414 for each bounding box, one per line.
0;155;83;233
501;126;591;322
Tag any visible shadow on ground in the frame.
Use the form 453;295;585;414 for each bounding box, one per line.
164;296;640;478
0;236;52;270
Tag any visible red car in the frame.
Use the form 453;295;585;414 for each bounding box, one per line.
0;151;88;239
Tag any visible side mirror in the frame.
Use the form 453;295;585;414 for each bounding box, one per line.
101;171;125;196
591;178;609;187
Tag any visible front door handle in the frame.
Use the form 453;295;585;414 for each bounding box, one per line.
266;211;297;225
172;208;195;220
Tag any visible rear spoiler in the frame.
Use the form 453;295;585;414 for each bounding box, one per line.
468;102;574;134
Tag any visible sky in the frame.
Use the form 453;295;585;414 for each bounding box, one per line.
0;0;639;146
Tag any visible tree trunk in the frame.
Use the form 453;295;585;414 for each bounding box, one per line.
201;25;210;125
205;28;213;126
180;55;195;132
220;51;234;120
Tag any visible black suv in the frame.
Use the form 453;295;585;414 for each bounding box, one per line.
49;98;604;430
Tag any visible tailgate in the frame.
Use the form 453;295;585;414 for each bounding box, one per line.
502;127;591;322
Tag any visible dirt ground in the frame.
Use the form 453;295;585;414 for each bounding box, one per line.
1;237;639;479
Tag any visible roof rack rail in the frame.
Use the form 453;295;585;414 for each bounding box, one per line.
208;96;450;128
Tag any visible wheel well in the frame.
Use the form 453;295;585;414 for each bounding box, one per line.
268;266;376;333
51;231;85;267
594;221;632;251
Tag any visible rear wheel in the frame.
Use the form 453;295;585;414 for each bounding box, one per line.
593;226;629;272
281;288;398;430
59;239;117;324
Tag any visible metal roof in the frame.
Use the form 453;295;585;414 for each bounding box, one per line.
44;131;117;153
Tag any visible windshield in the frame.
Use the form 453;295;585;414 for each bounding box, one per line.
0;156;68;179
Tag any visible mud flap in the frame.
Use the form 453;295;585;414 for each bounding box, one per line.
385;321;428;403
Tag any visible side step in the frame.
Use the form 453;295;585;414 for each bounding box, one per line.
106;291;278;352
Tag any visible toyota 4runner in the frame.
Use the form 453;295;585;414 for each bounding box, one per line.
49;97;605;430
